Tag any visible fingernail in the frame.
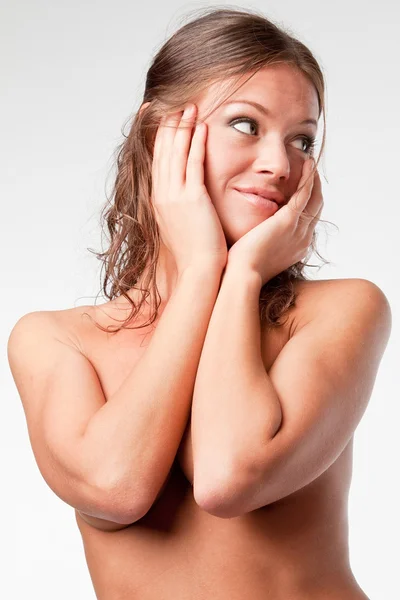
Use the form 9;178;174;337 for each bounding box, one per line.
183;104;194;117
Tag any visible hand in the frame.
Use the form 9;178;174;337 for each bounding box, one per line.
151;104;228;275
226;158;323;286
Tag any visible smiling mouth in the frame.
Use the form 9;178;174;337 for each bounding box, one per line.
235;190;279;211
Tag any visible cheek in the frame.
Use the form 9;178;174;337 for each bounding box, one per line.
204;131;243;177
204;135;231;181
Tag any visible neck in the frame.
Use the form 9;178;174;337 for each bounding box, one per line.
125;240;178;309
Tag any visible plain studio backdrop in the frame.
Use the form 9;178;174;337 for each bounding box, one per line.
1;1;398;598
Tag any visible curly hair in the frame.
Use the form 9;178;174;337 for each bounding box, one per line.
87;6;331;333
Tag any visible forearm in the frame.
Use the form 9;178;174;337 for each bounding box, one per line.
83;264;222;517
191;266;282;504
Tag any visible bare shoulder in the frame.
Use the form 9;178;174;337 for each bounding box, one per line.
7;305;107;419
292;277;392;343
293;276;391;311
8;310;64;350
8;299;144;371
7;307;92;415
8;306;91;354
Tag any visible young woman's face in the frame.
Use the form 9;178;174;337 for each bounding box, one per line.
196;64;320;247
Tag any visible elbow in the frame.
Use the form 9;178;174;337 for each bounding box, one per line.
193;468;248;519
193;459;230;516
193;454;263;519
89;460;177;525
89;472;152;526
194;489;243;519
92;486;150;526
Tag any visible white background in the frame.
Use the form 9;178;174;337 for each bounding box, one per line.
2;1;399;598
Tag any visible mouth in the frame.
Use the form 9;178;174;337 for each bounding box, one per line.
234;189;280;212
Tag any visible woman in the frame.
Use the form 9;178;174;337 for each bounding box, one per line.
8;7;391;599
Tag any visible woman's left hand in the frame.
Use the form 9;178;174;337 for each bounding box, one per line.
226;158;323;286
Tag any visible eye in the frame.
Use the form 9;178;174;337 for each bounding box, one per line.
229;117;258;136
229;117;317;155
293;135;317;155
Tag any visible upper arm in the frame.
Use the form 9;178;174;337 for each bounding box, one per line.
224;279;391;514
7;311;130;526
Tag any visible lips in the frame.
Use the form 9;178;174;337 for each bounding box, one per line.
234;186;284;205
235;190;280;213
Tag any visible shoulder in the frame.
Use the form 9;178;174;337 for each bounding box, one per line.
292;277;392;346
8;311;60;348
293;276;391;311
7;306;90;356
7;308;100;422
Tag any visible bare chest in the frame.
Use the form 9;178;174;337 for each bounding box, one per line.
65;290;359;599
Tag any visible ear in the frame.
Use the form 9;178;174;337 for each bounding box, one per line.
139;101;151;115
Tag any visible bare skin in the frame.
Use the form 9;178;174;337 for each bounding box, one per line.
120;63;323;307
55;277;370;600
9;65;377;598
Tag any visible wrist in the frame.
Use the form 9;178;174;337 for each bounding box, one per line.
178;261;224;283
222;263;263;290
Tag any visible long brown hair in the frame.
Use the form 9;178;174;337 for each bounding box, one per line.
87;7;331;333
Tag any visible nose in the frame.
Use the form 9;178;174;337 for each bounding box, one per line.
251;139;290;181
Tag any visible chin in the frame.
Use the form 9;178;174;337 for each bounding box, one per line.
222;214;271;249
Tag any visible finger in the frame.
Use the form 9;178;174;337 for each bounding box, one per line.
158;111;182;199
288;159;315;216
152;114;167;192
303;168;322;220
307;201;324;230
186;122;207;189
170;104;197;189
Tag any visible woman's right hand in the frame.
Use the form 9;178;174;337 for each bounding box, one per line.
151;104;228;276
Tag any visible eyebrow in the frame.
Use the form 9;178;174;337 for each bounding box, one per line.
223;99;318;127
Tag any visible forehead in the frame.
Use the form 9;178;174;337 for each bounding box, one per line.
198;63;319;119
